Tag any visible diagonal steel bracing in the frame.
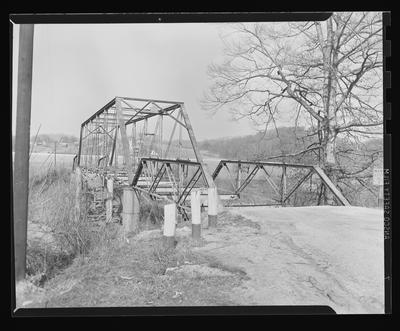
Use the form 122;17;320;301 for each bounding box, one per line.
234;165;260;195
129;158;207;219
212;160;350;207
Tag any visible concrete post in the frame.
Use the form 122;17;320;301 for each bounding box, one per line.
208;187;218;227
106;178;113;223
163;203;176;249
121;187;139;236
191;190;201;239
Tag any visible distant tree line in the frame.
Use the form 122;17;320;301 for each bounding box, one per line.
200;127;314;161
199;126;382;207
32;134;79;144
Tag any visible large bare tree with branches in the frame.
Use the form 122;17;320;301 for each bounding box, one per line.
202;12;383;203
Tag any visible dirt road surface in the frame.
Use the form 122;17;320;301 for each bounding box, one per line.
195;206;384;314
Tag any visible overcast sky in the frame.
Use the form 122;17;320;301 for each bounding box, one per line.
12;23;260;141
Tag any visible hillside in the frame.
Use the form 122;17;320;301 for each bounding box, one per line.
199;127;313;161
198;127;383;164
198;127;383;207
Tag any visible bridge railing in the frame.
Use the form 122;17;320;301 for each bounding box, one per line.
212;160;350;207
130;157;209;221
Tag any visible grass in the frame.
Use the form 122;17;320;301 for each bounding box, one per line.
29;232;246;307
22;167;267;308
26;163;182;289
24;166;249;307
26;165;92;286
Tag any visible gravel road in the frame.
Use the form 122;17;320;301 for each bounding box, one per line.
195;206;384;314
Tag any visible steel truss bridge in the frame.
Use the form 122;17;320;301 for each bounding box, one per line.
74;97;350;220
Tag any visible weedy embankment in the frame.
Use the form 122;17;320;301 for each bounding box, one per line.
26;167;91;286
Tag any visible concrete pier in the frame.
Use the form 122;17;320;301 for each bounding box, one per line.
121;187;139;236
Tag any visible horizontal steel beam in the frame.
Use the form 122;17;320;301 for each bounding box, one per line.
81;98;180;128
140;157;200;166
227;203;282;207
125;112;172;126
127;104;182;124
118;96;184;105
218;159;314;168
132;185;190;211
109;107;155;114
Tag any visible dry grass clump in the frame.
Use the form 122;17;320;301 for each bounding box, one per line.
29;164;70;191
139;198;165;230
26;244;75;286
39;233;244;307
27;167;92;284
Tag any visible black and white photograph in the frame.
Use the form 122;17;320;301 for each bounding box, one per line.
11;12;391;315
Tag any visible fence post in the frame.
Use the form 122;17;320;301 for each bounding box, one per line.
106;178;114;223
191;190;201;239
163;203;176;249
121;187;139;237
208;187;218;227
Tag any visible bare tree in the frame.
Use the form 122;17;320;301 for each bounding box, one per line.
203;12;383;197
